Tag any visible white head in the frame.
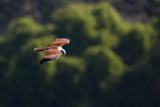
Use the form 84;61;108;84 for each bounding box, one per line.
58;47;66;54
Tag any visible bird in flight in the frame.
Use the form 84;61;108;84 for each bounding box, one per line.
34;38;70;64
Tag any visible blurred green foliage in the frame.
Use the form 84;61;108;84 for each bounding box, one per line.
0;2;160;107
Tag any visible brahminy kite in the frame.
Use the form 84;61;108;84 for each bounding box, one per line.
34;38;70;64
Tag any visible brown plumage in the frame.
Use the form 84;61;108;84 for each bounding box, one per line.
34;38;70;64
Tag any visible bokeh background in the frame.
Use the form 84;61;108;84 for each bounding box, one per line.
0;0;160;107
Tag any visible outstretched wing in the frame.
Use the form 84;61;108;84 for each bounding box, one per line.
44;49;61;56
40;54;61;64
47;38;70;47
40;49;62;64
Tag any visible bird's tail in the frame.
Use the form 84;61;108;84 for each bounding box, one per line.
34;48;46;52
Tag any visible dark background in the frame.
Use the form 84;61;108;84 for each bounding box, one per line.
0;0;160;107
